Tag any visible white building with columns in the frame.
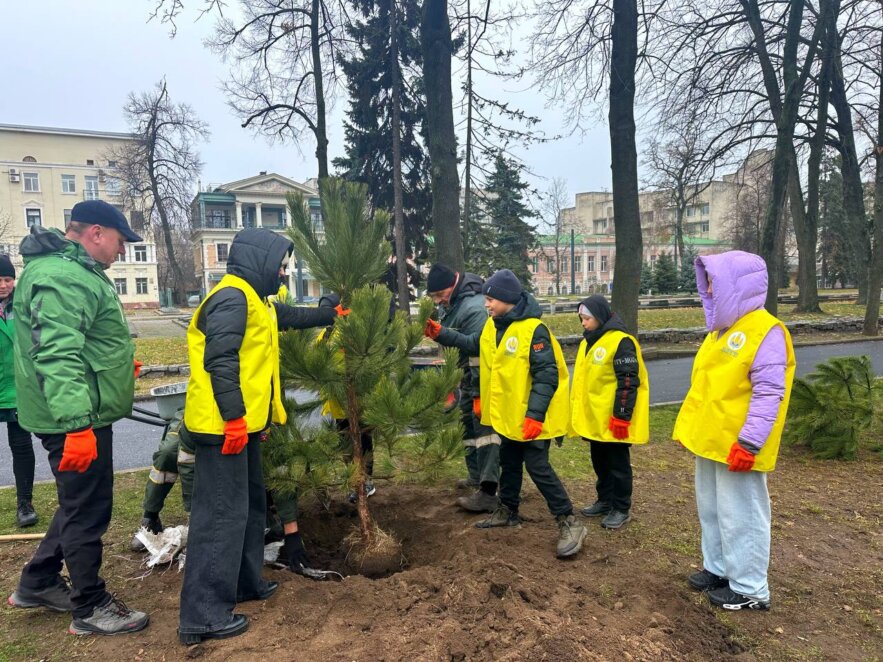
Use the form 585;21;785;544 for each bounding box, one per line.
190;172;323;297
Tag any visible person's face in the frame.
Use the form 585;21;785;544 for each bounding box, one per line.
484;296;514;318
429;284;455;306
279;254;291;281
707;275;714;296
580;314;600;331
0;276;14;299
87;225;126;267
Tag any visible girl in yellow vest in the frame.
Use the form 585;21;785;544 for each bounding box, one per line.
673;251;795;612
179;229;345;644
569;295;649;530
425;269;588;559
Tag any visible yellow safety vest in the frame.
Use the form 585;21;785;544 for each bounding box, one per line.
479;317;570;441
185;274;287;434
570;330;650;444
317;327;346;420
673;309;795;471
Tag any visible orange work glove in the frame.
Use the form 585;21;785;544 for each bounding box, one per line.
608;416;630;440
134;360;144;379
472;398;481;417
424;319;441;339
445;391;457;407
58;427;98;473
522;417;544;440
726;442;756;472
222;417;249;455
334;304;351;317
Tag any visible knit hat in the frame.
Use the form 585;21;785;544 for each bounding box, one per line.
482;269;523;304
426;263;457;292
0;254;14;279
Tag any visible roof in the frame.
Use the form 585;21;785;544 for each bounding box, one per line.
0;123;133;140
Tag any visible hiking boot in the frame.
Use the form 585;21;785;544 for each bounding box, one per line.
8;576;73;612
556;514;588;558
130;515;163;553
348;480;377;504
457;490;498;513
475;504;521;529
16;501;38;528
601;510;631;529
456;478;480;490
707;586;770;611
68;595;149;635
688;569;728;592
580;501;612;517
179;614;249;645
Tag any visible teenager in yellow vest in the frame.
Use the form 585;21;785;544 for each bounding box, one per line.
673;251;795;612
425;269;587;559
179;229;345;644
570;295;649;530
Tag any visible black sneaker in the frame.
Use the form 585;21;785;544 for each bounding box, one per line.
707;586;770;611
130;516;163;553
600;510;631;529
69;594;149;635
179;614;249;645
16;501;38;528
475;505;521;529
348;480;377;504
8;576;73;612
580;501;612;517
456;490;498;513
688;569;728;592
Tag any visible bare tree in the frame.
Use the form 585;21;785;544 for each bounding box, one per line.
108;79;209;304
724;153;774;254
538;178;570;295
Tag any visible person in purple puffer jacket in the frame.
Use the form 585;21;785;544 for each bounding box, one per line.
673;251;795;611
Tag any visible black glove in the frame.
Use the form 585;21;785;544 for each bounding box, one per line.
284;532;310;570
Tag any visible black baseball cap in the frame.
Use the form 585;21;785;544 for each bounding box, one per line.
70;200;143;242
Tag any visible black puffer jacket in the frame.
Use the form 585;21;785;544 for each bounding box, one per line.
198;229;336;420
436;291;559;422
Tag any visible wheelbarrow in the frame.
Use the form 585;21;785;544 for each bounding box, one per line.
127;381;189;433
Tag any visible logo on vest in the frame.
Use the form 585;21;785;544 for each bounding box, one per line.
724;331;746;356
592;346;608;364
505;336;519;354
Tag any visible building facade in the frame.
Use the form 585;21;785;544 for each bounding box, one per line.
191;173;324;297
0;124;159;308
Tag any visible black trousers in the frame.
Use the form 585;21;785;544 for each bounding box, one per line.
5;416;35;503
19;426;114;618
589;440;633;512
498;437;572;517
179;430;269;634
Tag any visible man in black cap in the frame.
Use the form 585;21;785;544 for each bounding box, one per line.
426;263;500;512
8;200;150;635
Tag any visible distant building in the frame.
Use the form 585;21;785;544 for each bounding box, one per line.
0;123;160;308
190;173;324;297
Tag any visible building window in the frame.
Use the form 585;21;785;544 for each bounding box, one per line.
587;256;595;272
531;257;538;273
22;156;37;163
114;278;128;295
134;245;148;262
25;208;42;228
561;257;568;273
575;284;581;294
547;286;554;295
86;159;95;166
206;208;231;228
130;210;145;230
574;255;582;272
699;221;710;233
593;219;607;234
136;277;149;295
547;258;555;272
701;203;710;216
686;206;695;217
105;177;121;196
84;176;99;200
23;172;40;192
61;174;76;194
601;255;608;272
216;243;229;262
63;209;72;225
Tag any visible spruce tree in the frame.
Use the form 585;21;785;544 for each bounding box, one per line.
678;244;699;293
640;261;655;295
653;252;679;294
268;179;463;574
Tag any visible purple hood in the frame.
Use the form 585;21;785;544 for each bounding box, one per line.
695;251;768;332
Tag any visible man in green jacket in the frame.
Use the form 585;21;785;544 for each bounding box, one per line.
7;200;150;636
426;264;500;513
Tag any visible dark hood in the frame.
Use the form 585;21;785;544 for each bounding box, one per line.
494;291;542;329
578;294;629;348
449;272;483;306
227;228;294;299
19;226;101;270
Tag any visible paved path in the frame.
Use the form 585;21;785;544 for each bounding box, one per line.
3;340;883;487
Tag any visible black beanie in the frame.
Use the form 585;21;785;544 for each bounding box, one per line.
426;263;457;292
482;269;523;304
0;255;14;279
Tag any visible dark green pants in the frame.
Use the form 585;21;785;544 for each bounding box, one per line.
462;404;500;485
142;410;195;515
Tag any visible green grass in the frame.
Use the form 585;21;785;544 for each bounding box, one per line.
134;337;189;366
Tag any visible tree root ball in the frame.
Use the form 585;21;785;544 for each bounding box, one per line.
343;525;404;578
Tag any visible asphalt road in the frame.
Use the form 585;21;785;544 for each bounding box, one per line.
3;340;883;487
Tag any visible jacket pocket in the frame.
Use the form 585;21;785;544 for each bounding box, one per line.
86;344;135;424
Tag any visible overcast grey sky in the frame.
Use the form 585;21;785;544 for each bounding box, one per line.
0;1;615;209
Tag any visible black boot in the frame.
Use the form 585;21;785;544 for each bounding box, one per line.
16;501;38;528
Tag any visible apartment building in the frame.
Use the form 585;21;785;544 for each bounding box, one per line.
0;124;159;308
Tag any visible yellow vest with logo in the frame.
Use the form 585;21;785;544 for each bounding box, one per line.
479;317;569;441
185;274;287;434
570;330;650;444
317;327;346;419
673;309;795;471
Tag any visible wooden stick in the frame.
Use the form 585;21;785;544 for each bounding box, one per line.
0;533;45;542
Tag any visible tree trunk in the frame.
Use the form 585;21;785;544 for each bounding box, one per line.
421;0;464;271
463;1;473;263
390;1;410;316
147;154;186;303
675;206;685;271
863;33;883;336
788;157;821;312
311;0;329;180
345;383;373;543
608;0;642;334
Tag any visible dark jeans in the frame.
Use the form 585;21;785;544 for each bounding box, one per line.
589;440;633;512
19;426;114;618
5;416;35;503
498;437;572;517
179;430;269;634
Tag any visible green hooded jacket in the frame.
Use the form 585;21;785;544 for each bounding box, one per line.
13;226;135;433
0;290;17;410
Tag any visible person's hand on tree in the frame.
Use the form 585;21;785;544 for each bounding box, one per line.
424;319;441;339
334;304;350;317
522;417;543;440
472;398;481;417
222;417;249;455
726;442;755;472
608;416;630;440
59;427;98;473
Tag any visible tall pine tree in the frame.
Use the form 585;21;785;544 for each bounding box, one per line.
335;0;433;263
